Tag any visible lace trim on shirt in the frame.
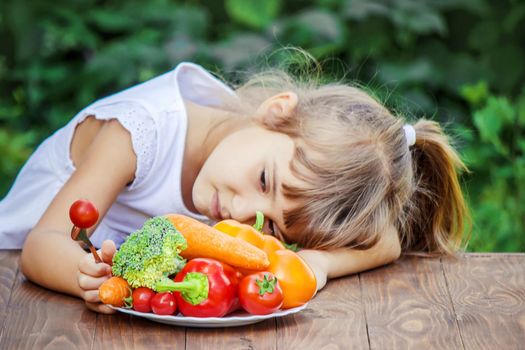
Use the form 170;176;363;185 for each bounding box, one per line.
82;101;157;190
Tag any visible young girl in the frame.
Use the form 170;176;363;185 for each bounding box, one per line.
0;61;469;314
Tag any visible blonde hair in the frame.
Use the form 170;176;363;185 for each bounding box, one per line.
223;60;470;256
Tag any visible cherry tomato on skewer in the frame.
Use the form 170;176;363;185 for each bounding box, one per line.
69;199;99;229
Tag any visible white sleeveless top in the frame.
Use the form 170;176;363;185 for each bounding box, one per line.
0;62;237;249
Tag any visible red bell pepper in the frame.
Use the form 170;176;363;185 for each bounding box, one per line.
156;258;239;317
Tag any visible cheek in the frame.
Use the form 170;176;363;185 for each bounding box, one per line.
200;148;231;181
192;147;233;199
191;173;208;213
206;140;255;180
191;153;224;212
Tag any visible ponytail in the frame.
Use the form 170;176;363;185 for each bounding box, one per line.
401;119;471;255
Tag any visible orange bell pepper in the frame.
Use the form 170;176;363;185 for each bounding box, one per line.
262;234;286;254
213;219;265;249
213;212;286;253
213;212;316;309
267;249;316;309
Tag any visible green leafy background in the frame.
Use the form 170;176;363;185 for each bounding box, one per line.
1;0;524;252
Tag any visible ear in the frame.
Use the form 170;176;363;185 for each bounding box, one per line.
255;91;298;125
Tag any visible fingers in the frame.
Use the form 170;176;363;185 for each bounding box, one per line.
85;300;116;314
78;273;111;291
78;255;112;277
77;257;110;305
101;240;116;265
83;289;102;303
77;243;118;315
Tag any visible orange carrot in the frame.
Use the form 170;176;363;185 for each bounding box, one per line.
99;276;131;307
165;214;270;271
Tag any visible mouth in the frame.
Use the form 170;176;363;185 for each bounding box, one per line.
211;191;224;221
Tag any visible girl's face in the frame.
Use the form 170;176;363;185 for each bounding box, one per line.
192;124;304;243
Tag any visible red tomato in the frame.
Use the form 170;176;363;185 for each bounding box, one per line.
151;292;177;315
132;287;155;313
239;272;283;315
69;199;99;228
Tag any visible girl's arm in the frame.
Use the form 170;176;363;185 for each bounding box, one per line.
20;119;137;309
297;225;401;291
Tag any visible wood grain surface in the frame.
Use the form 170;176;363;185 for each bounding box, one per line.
276;275;368;350
186;319;276;349
0;272;96;349
360;256;462;349
93;311;186;349
0;251;523;350
442;254;525;350
0;251;19;338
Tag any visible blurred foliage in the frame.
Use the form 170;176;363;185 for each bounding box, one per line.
1;0;523;251
459;83;525;252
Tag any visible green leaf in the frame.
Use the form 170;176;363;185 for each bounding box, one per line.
344;20;391;60
378;58;434;86
210;33;271;69
393;6;447;36
467;20;500;51
518;140;525;154
292;9;347;57
503;3;525;32
225;0;280;29
473;96;515;155
342;0;390;20
88;9;137;33
284;242;300;252
486;45;525;92
460;81;489;107
168;6;209;39
517;92;525;126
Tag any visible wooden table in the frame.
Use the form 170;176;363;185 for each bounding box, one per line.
0;251;523;349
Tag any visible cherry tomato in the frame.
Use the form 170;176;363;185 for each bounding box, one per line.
132;287;155;313
151;292;177;315
69;199;99;228
239;272;283;315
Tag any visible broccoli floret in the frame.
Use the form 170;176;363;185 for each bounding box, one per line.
112;216;187;291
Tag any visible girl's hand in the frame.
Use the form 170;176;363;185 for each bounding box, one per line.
77;239;117;314
296;249;329;292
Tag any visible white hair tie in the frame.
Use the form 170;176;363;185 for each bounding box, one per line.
403;124;416;147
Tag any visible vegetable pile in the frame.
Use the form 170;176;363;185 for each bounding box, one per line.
98;213;317;318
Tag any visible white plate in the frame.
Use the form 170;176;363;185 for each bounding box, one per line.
110;303;308;328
